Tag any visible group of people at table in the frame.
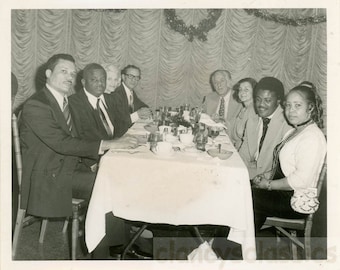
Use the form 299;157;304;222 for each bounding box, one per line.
12;53;326;259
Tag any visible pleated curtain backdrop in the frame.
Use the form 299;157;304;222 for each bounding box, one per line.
11;9;327;132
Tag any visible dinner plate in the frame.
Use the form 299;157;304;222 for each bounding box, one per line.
152;150;175;158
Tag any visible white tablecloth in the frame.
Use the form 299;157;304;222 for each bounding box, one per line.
85;125;256;259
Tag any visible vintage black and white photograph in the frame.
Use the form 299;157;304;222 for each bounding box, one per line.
1;0;339;270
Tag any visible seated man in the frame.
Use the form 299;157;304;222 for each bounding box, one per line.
202;69;242;130
111;64;152;125
238;77;292;179
19;53;138;255
69;63;131;168
101;63;121;94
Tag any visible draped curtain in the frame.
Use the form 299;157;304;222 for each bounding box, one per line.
11;9;327;132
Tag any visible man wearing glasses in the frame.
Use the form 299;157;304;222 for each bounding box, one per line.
112;65;152;125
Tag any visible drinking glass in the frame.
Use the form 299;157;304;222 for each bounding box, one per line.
208;126;220;146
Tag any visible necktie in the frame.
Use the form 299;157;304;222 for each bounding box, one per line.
96;98;113;138
218;97;225;118
62;97;74;136
259;117;270;153
129;92;134;113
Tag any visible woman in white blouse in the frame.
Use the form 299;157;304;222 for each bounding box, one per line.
251;81;326;232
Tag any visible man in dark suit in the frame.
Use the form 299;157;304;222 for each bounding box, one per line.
69;63;132;169
202;70;243;130
19;54;138;219
111;64;152;125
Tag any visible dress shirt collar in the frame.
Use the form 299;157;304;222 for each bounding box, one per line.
46;83;66;111
83;88;107;109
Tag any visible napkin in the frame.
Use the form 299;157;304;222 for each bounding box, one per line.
199;113;227;129
187;241;220;261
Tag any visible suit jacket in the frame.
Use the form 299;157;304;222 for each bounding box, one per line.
202;91;243;131
20;87;101;217
68;89;131;166
111;84;148;117
238;106;292;179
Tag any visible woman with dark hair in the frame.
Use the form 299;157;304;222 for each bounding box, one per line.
251;81;326;233
230;77;257;150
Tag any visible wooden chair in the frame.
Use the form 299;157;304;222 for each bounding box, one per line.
12;114;88;260
262;158;327;259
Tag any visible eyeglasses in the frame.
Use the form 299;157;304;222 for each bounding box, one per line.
124;74;141;81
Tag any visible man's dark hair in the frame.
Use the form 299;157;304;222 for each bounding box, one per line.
82;63;106;79
45;53;75;72
254;77;284;101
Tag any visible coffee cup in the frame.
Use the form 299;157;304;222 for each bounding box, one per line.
180;133;194;145
159;125;172;134
155;142;173;154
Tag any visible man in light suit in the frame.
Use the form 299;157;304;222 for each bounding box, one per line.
202;70;242;131
19;53;137;227
238;77;292;179
111;64;152;125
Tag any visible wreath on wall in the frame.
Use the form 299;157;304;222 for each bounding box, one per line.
244;9;326;26
164;9;222;42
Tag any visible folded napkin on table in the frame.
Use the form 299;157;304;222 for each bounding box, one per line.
199;113;227;129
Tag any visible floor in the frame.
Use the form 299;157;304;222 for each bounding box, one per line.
12;180;327;261
12;218;327;261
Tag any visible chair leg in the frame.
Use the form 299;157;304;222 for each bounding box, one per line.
39;219;48;243
290;230;298;259
12;209;26;259
62;218;69;234
71;211;80;260
304;221;312;259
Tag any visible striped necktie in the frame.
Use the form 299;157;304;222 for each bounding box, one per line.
218;97;225;118
62;97;74;136
96;98;113;138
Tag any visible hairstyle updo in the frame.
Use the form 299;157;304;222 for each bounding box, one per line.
288;81;324;128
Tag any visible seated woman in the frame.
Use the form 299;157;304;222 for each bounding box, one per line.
251;81;326;233
229;77;257;150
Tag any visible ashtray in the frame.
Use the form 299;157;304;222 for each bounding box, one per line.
207;149;233;160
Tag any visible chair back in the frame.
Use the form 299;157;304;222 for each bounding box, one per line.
316;156;327;198
12;114;23;204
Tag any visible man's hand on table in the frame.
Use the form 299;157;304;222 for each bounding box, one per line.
137;107;152;120
101;134;138;152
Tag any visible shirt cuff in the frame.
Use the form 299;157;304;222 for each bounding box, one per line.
130;112;139;123
98;140;105;155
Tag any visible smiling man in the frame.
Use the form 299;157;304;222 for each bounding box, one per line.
238;77;292;179
202;70;242;130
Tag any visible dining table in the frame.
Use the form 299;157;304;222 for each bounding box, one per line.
85;119;256;260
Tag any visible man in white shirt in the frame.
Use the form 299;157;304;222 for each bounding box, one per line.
202;70;242;130
111;64;152;125
69;63;132;168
